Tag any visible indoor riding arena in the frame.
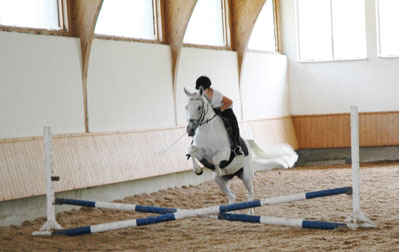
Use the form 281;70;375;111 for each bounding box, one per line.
1;0;399;251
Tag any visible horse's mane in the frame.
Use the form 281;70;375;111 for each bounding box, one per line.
189;91;211;104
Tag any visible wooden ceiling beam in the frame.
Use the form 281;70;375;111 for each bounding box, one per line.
163;0;197;85
64;0;268;127
163;0;197;124
231;0;266;80
68;0;103;132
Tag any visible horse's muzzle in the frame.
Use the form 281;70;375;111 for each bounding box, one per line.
187;121;197;137
187;125;195;136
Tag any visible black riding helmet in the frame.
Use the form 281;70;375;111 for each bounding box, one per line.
195;76;211;90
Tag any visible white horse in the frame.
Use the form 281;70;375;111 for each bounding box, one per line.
184;87;299;214
184;87;255;214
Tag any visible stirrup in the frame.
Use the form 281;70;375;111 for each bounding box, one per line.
234;146;243;156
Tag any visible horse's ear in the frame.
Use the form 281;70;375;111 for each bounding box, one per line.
199;86;204;96
184;87;193;97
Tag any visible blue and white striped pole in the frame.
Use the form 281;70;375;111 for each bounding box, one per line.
55;186;351;214
219;214;347;230
55;198;177;214
33;186;351;236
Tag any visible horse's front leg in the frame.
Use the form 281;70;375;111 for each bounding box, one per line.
188;145;203;175
215;176;235;204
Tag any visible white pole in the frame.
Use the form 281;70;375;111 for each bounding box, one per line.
35;127;62;232
351;106;361;220
346;106;376;229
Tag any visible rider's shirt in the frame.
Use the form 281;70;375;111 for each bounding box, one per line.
208;89;233;110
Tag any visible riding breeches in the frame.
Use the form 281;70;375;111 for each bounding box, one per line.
221;108;240;147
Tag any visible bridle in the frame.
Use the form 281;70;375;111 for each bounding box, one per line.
188;97;217;127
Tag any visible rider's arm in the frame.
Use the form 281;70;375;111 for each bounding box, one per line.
220;96;232;111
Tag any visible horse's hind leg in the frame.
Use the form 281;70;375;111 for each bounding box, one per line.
214;176;235;205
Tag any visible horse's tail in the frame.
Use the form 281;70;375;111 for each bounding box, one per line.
247;139;298;171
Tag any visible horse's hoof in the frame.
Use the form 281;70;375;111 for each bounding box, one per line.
194;168;203;175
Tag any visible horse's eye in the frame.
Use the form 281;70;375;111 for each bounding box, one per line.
198;106;202;110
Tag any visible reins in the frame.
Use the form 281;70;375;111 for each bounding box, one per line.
200;111;217;125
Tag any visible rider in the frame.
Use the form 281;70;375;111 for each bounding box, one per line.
195;76;243;156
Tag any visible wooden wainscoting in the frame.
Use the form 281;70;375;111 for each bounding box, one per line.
0;116;298;202
292;111;399;149
241;116;298;150
0;127;192;202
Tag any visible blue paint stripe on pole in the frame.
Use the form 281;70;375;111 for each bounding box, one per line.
219;214;346;230
219;200;261;213
135;205;177;214
53;226;92;236
55;198;95;208
302;220;347;230
305;187;352;199
219;213;261;223
136;213;176;226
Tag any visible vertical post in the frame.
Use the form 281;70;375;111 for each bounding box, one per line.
36;127;62;232
350;106;361;221
346;106;376;229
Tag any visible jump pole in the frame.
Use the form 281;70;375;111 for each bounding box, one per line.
218;214;346;230
345;106;376;229
54;198;348;230
54;186;352;215
33;186;352;236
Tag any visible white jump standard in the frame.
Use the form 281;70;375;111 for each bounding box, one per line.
345;106;376;228
36;127;62;232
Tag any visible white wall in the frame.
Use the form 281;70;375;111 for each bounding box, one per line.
175;47;242;125
0;32;85;138
89;43;290;130
0;32;291;138
87;39;175;132
280;0;399;115
241;52;290;120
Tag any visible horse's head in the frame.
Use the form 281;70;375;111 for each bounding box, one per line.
184;87;210;136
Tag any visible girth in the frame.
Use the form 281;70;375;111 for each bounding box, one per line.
199;137;248;170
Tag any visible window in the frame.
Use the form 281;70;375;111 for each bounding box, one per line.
376;0;399;57
95;0;161;41
295;0;367;61
183;0;230;47
0;0;66;30
248;0;277;52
